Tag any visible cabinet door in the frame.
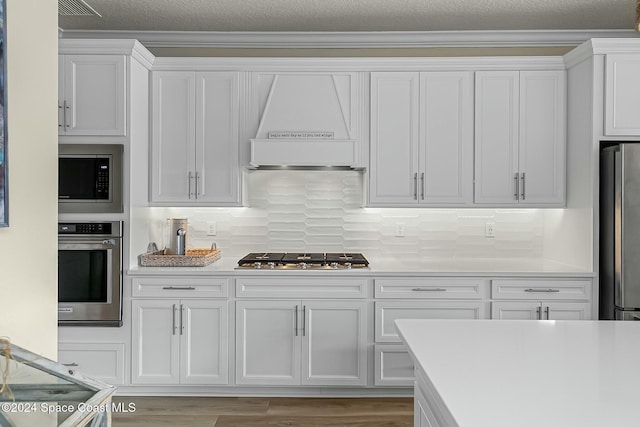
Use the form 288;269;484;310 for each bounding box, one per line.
376;301;488;343
474;71;520;204
491;301;542;320
374;344;414;387
180;300;229;385
61;55;126;136
195;72;240;204
545;302;592;320
369;72;420;205
518;71;566;205
58;343;125;385
236;300;300;385
301;301;367;386
605;54;640;136
420;72;474;205
131;300;180;384
151;71;197;203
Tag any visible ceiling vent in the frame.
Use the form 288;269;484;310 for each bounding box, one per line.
58;0;101;17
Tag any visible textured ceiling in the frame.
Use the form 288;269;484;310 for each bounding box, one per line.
58;0;639;32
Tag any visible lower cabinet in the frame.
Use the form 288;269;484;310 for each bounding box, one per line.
131;299;228;385
374;344;414;386
58;342;125;385
236;300;367;386
491;301;592;320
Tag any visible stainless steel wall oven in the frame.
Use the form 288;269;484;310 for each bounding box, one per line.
58;221;123;326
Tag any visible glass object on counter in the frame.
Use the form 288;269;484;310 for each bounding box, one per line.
0;339;116;426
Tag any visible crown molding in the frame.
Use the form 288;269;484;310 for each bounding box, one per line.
59;38;156;68
57;29;639;49
563;37;640;68
151;56;566;72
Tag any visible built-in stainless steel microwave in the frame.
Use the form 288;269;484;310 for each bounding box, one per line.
58;144;123;214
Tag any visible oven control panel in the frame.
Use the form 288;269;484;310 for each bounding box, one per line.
58;221;121;236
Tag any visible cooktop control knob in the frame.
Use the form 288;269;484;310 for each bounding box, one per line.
254;262;262;269
299;262;308;270
267;262;276;269
345;262;352;269
330;262;339;269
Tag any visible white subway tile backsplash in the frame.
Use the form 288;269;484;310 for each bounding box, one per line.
146;170;545;260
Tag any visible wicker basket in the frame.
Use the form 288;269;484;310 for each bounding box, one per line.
139;248;221;267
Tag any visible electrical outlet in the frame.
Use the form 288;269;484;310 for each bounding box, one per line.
485;222;496;238
207;221;217;236
395;223;405;237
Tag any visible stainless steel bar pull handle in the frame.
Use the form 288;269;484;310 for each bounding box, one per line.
302;305;307;337
188;172;194;199
414;173;418;200
412;288;447;292
521;172;526;200
514;173;520;200
195;171;200;197
64;100;70;130
545;306;550;320
294;305;299;337
162;286;196;290
536;307;541;320
62;362;79;367
421;172;425;200
172;304;177;335
524;288;560;293
58;103;64;129
180;304;185;335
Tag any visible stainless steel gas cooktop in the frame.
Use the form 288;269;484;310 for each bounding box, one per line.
236;252;369;270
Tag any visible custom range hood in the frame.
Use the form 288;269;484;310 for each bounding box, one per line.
249;72;364;169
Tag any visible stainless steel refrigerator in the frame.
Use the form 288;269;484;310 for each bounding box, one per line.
600;143;640;320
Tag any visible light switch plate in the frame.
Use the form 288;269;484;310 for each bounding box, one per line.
207;221;217;236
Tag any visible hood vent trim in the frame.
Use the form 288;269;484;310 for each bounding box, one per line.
250;139;359;169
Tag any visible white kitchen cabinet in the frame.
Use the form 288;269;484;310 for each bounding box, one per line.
490;278;593;320
369;72;473;206
58;55;126;136
374;344;414;387
491;301;592;320
475;70;565;206
236;300;367;386
375;300;488;343
58;342;125;385
605;54;640;135
131;299;229;385
151;71;240;205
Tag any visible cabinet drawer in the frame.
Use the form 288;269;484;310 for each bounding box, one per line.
58;342;125;385
236;278;369;298
374;344;414;387
131;277;229;298
491;279;591;300
375;278;488;299
375;301;488;343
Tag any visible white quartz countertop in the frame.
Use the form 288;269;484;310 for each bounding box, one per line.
395;319;640;427
127;256;593;277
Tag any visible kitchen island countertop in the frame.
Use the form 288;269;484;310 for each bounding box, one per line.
395;319;640;427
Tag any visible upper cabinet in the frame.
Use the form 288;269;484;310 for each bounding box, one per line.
474;70;566;206
605;54;640;136
150;71;241;205
58;55;127;136
369;72;474;206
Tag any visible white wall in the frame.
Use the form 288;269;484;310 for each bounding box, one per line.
0;0;58;358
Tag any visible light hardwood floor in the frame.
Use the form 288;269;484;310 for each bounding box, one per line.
111;397;413;427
